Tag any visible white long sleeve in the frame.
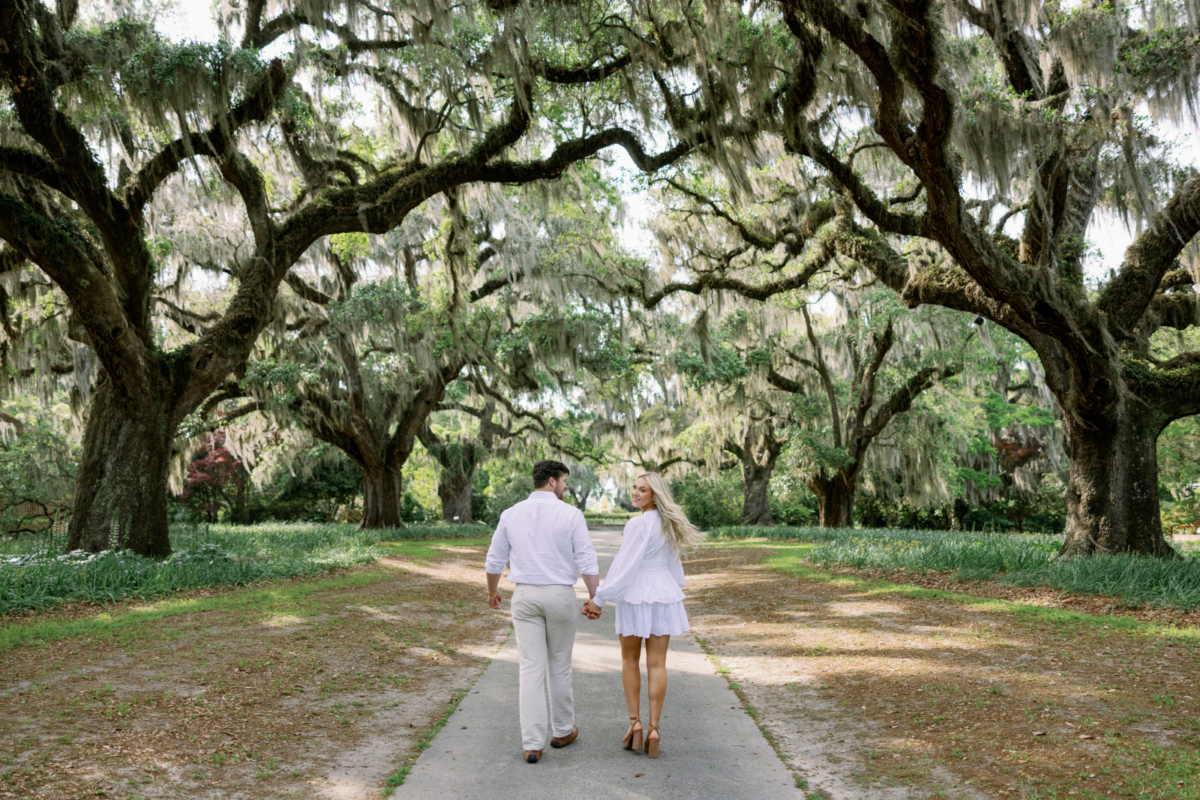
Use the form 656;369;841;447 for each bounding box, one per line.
484;492;598;584
668;548;686;589
592;515;652;607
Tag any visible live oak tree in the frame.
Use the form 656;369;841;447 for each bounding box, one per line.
0;0;750;553
238;183;631;528
420;382;608;522
562;460;602;511
671;311;791;526
646;0;1200;554
418;394;508;525
770;294;967;527
670;284;966;527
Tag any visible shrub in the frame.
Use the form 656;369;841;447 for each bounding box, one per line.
769;473;818;526
0;406;76;534
1162;496;1200;536
181;430;251;523
670;472;743;530
482;470;535;524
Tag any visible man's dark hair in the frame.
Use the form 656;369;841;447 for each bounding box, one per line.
532;460;571;488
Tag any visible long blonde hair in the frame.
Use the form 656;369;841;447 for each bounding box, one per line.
638;472;702;553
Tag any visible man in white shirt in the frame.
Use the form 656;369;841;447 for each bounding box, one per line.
485;460;600;764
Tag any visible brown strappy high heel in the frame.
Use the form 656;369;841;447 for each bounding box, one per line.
622;716;643;751
645;723;660;758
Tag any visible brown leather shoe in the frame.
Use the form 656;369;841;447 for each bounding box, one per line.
550;726;579;748
524;749;543;763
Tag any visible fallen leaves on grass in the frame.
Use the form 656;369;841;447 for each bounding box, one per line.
0;545;507;800
687;547;1200;800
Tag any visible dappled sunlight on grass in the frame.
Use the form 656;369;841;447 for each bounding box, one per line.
0;523;386;614
0;540;510;800
714;527;1200;609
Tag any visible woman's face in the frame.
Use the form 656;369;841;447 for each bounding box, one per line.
631;477;655;510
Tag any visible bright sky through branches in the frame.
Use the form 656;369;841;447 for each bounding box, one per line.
155;1;1198;284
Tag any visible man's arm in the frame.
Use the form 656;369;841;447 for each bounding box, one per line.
484;516;510;610
487;571;503;610
573;511;602;617
581;573;601;618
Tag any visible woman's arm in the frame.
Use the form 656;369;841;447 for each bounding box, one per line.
592;517;651;607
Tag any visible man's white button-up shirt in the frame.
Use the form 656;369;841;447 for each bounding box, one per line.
485;491;599;585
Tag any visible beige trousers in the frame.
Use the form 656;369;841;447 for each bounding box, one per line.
511;583;578;750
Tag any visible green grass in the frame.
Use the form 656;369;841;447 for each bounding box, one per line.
708;525;849;541
379;539;491;562
383;690;467;795
750;543;1200;641
0;522;385;614
1023;741;1200;800
380;523;493;540
707;526;1200;609
0;567;398;653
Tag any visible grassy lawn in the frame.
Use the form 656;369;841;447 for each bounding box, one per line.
0;523;385;614
0;538;506;799
688;541;1200;800
709;527;1200;609
6;523;1197;799
0;523;497;615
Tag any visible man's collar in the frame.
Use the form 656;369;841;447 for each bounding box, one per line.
527;490;561;502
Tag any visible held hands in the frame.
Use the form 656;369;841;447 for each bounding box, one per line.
487;590;502;610
581;599;602;619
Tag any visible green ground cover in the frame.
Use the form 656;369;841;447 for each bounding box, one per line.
0;566;396;653
0;522;385;614
0;522;499;615
584;512;637;525
380;538;492;561
708;526;1200;609
382;523;493;540
744;542;1199;641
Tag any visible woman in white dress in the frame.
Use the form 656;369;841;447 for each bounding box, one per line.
582;472;701;758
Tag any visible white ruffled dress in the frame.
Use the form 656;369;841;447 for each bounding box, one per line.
593;510;689;638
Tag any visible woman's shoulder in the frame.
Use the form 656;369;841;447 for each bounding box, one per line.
622;511;658;534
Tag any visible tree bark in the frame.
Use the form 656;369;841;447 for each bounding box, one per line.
741;463;775;525
1059;409;1174;557
437;466;476;523
807;470;858;529
361;459;404;529
68;377;174;556
727;425;784;526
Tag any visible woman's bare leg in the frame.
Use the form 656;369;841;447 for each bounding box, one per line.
619;634;643;733
645;634;670;740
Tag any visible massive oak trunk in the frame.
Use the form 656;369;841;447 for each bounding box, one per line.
741;460;775;526
807;469;858;529
727;426;784;526
361;458;404;529
437;467;476;523
68;377;174;556
1059;405;1173;557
